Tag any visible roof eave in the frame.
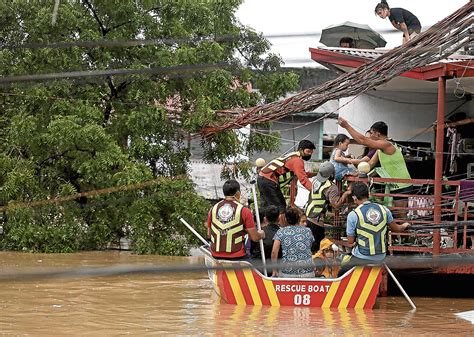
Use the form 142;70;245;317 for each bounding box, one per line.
309;47;474;81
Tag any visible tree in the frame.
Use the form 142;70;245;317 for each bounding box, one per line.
0;0;298;254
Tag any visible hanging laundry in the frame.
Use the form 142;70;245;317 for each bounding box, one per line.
408;195;434;219
446;127;460;175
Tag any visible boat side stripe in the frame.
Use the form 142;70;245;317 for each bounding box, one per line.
235;269;254;305
355;267;381;309
330;270;353;308
243;269;262;305
321;280;341;308
347;267;371;308
221;270;237;304
262;279;280;306
338;267;364;309
252;271;271;305
311;283;329;307
226;270;246;305
364;268;383;309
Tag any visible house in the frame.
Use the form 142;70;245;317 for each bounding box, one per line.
309;45;474;266
310;47;474;178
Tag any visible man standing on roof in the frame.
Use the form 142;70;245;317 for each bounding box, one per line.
375;1;421;44
305;161;352;252
339;182;410;274
207;179;265;260
257;140;316;213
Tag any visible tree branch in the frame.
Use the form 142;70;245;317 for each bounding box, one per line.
106;76;118;98
236;46;259;69
108;20;132;32
36;150;71;171
82;0;107;36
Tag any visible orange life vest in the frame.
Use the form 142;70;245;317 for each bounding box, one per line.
259;151;300;188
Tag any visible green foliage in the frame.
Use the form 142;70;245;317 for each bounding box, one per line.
246;128;282;155
254;71;300;103
2;206;85;253
0;0;297;254
127;178;210;255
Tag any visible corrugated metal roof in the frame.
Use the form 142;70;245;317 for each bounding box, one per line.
319;47;474;63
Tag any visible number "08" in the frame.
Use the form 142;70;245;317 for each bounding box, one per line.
293;294;311;305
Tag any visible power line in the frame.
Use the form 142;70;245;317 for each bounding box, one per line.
0;175;186;213
0;253;471;283
0;28;415;51
0;62;229;84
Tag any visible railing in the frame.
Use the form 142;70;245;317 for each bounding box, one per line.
340;176;474;255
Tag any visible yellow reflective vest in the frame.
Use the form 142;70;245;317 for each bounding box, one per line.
354;203;388;255
306;180;332;218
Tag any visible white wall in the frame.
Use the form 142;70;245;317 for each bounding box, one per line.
338;91;470;145
323;118;338;136
252;115;322;161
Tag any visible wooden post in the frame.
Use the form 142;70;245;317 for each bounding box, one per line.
433;76;446;255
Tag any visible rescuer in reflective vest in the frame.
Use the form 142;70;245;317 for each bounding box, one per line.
340;182;410;273
257;140;316;213
207;179;265;260
305;161;353;252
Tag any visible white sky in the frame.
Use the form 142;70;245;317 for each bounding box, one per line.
237;0;468;67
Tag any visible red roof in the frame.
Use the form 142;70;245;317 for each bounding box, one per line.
310;47;474;81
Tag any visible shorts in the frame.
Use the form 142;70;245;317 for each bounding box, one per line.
257;176;286;213
408;26;421;34
213;255;249;261
335;166;357;180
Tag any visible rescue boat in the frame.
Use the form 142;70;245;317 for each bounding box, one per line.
200;246;382;309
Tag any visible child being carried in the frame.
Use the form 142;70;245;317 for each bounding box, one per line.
330;134;365;180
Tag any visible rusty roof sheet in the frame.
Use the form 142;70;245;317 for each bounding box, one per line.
319;47;474;63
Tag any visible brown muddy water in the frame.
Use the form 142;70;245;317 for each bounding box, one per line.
0;251;473;335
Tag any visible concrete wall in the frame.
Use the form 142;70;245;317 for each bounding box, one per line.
251;114;322;162
337;91;471;145
323;118;338;136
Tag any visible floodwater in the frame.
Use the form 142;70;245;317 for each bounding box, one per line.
0;252;473;336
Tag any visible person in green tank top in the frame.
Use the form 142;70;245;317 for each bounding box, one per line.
337;118;412;218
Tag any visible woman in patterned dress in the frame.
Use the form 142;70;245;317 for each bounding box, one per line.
271;207;315;278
